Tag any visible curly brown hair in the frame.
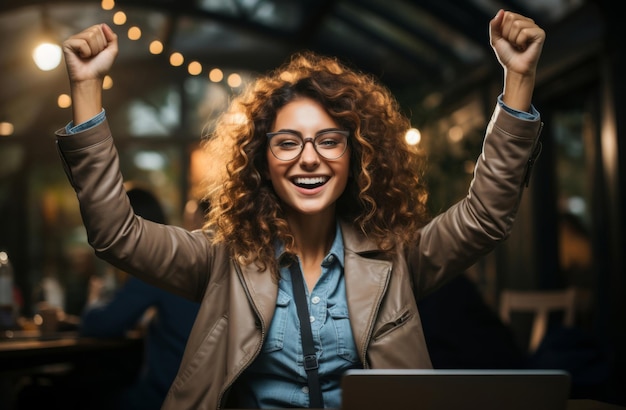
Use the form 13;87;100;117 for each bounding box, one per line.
202;50;430;279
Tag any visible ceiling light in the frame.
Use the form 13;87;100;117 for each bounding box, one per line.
32;42;62;71
405;128;421;145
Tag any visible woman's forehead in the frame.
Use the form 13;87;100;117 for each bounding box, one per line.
273;97;339;131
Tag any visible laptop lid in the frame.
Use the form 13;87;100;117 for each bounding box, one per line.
340;369;571;410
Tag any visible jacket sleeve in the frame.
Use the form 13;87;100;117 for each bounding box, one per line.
411;103;543;299
55;120;214;302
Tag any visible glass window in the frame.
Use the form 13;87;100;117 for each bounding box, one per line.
118;144;184;226
553;108;593;291
108;84;182;138
554;110;590;224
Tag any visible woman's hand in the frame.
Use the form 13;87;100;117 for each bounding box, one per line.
63;23;118;84
62;23;118;124
489;10;546;112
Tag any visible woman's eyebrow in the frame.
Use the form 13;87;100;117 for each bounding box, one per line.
274;129;301;134
274;127;343;134
316;127;344;134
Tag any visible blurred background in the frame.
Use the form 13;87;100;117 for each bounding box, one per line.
0;0;624;407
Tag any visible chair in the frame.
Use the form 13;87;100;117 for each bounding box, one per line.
499;287;577;353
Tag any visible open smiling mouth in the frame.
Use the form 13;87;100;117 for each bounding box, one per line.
292;176;329;189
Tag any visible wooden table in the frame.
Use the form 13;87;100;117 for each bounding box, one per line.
0;331;143;410
1;330;142;370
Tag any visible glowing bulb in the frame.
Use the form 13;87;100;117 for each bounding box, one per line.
32;42;62;71
209;68;223;82
149;40;163;55
405;128;421;145
188;61;202;76
169;52;184;67
227;73;242;88
128;26;141;40
0;122;14;136
57;94;72;108
101;0;115;10
103;75;113;90
113;11;127;25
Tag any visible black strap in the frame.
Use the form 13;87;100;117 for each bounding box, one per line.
289;260;324;409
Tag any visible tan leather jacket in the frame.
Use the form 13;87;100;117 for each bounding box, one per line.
55;104;542;409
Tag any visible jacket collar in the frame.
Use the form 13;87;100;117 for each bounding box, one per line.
339;219;381;254
237;219;392;362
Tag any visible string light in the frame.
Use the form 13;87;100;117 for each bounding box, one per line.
227;73;242;88
113;11;127;25
149;40;164;55
17;1;250;139
188;61;202;76
101;0;115;11
103;75;114;90
105;4;245;86
209;68;223;82
169;52;184;67
128;26;141;40
57;94;72;108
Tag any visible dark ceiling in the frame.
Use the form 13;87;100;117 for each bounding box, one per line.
0;0;587;136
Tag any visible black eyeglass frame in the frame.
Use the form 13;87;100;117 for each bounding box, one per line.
266;129;350;161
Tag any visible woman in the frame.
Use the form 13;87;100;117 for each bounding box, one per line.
57;9;545;409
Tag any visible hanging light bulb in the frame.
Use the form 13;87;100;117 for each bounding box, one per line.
33;7;62;72
33;41;62;71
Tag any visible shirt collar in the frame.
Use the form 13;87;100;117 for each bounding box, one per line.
276;221;344;269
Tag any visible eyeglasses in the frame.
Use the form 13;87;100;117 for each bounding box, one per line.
266;129;349;161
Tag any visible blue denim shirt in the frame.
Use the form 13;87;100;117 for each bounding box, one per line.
235;222;359;408
65;98;538;408
65;109;107;133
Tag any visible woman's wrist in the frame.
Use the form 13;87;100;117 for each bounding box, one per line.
502;71;535;113
70;79;104;125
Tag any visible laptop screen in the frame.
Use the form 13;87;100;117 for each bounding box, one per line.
340;369;571;410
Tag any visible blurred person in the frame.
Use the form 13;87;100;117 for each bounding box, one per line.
80;186;200;410
418;271;527;370
57;10;545;409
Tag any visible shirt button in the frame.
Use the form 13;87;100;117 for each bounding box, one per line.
311;296;320;304
328;255;335;263
302;386;309;394
309;316;315;323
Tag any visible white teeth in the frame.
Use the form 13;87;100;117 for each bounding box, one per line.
294;176;328;185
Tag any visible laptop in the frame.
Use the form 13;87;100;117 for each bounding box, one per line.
340;369;571;410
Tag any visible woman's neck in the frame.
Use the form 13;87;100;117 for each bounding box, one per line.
287;210;336;291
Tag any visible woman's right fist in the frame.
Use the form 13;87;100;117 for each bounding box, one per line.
62;23;118;84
